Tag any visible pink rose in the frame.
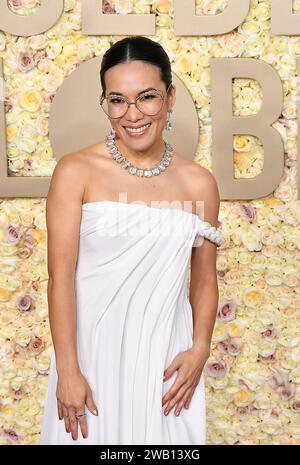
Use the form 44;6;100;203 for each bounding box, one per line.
278;382;296;400
17;294;32;312
269;370;296;400
217;340;229;354
44;92;56;103
217;300;237;322
205;359;227;377
4;96;13;113
239;203;256;221
284;153;296;168
269;370;287;389
13;389;24;400
217;269;227;279
9;0;22;7
3;428;19;443
239;379;250;390
102;1;116;13
5;225;21;243
261;327;276;338
217;338;243;356
227;337;243;355
27;336;45;355
292;400;300;411
16;51;36;73
23;232;37;248
236;406;250;418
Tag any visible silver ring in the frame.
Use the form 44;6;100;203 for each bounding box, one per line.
75;412;87;420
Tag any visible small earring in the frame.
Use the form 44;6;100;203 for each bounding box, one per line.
107;127;116;139
165;110;173;131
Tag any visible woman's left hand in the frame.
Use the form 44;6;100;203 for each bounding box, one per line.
162;344;210;417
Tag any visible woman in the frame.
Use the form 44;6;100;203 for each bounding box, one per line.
40;36;224;445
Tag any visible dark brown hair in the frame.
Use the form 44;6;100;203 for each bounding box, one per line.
100;36;172;96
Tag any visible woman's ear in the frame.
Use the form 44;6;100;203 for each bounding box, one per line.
168;84;176;111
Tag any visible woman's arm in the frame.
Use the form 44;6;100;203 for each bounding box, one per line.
46;152;85;375
161;167;222;417
189;169;221;355
46;151;98;441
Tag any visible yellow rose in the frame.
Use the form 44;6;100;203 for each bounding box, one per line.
15;328;32;347
227;321;245;338
20;89;41;113
19;212;33;227
234;389;255;407
209;376;229;390
46;40;62;59
0;287;12;301
243;288;264;308
1;403;17;420
212;324;228;342
152;0;170;14
6;124;19;142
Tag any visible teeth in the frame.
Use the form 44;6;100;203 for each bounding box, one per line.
126;124;150;133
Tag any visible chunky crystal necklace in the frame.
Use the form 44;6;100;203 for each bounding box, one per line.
105;132;174;177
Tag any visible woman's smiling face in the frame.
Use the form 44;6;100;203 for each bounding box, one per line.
103;60;175;152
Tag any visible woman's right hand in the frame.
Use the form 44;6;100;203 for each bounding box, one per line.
56;370;98;441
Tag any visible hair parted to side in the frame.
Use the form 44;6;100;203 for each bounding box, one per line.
100;36;173;96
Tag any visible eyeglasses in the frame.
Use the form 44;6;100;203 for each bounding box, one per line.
99;83;172;119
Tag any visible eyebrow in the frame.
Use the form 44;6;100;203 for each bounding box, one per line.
107;87;158;97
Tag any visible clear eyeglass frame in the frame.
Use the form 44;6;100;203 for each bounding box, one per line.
99;83;173;119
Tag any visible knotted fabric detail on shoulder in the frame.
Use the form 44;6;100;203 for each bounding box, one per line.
193;218;224;247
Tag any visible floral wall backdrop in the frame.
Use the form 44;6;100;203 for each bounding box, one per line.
0;0;300;445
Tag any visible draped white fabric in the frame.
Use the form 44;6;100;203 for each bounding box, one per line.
40;201;222;445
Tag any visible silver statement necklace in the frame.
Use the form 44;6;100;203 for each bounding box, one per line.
105;131;174;177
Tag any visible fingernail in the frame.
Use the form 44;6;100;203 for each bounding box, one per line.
163;375;166;381
93;409;98;415
164;410;169;415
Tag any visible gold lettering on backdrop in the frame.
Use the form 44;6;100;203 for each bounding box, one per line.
0;59;49;197
81;0;155;35
271;0;300;35
211;58;285;200
0;0;63;37
173;0;250;36
0;1;299;37
1;56;292;199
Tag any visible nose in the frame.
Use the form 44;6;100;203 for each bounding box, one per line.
125;102;144;121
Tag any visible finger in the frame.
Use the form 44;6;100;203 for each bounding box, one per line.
78;414;88;440
184;387;196;409
163;383;188;415
175;388;194;416
163;355;182;381
57;398;63;420
162;372;186;406
62;405;70;433
68;406;79;441
86;388;98;416
174;399;185;416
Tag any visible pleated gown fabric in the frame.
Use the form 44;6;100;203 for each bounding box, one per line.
40;200;223;445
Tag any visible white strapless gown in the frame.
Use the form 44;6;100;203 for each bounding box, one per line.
39;200;223;445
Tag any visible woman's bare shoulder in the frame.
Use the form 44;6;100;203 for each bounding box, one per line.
60;140;109;164
79;140;111;162
52;141;109;183
174;151;215;182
